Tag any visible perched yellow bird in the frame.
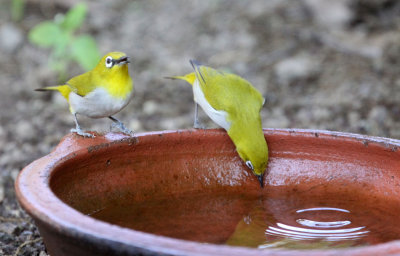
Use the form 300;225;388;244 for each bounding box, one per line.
36;52;134;137
168;60;269;187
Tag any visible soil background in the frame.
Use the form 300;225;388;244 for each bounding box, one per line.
1;0;400;255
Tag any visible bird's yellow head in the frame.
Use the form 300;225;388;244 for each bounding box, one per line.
230;128;269;187
94;52;130;74
92;52;133;99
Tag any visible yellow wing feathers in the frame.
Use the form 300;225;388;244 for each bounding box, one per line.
192;62;265;118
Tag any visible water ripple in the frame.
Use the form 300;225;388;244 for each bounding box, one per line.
264;207;369;243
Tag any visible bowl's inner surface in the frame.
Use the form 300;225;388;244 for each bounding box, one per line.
49;132;400;250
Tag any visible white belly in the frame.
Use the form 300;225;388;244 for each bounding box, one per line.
69;87;132;118
193;79;231;130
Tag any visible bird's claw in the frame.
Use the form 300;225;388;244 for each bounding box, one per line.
193;121;206;129
71;128;95;138
111;122;134;136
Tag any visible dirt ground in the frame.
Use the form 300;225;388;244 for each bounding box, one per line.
1;0;400;255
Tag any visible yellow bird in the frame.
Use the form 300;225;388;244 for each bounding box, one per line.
36;52;134;137
168;60;269;187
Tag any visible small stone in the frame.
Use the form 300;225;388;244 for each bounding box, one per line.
142;100;158;115
8;209;22;218
304;0;352;29
368;106;387;125
296;108;312;124
312;108;331;121
129;119;142;132
348;111;360;127
265;108;290;128
0;23;24;53
0;222;18;235
274;54;320;85
244;0;283;18
159;119;176;130
39;251;48;256
15;120;35;141
159;117;188;130
19;230;33;239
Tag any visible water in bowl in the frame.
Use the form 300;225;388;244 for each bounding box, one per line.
89;189;400;250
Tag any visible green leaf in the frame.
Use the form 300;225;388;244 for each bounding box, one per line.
53;31;70;58
28;21;62;48
70;35;100;70
61;3;87;32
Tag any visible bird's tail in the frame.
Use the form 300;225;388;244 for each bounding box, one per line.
164;73;196;85
35;85;71;100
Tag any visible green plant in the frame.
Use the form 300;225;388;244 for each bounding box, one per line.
29;3;100;82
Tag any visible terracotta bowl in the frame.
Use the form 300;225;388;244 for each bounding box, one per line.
15;129;400;256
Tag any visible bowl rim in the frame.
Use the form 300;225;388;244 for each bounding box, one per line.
15;128;400;256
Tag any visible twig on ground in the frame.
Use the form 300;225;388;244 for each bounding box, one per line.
13;237;43;256
0;216;30;223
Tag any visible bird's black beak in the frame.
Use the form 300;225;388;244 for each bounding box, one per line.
115;56;130;65
256;173;264;188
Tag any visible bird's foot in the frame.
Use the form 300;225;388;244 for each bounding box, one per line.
193;121;206;129
71;128;95;138
111;121;134;136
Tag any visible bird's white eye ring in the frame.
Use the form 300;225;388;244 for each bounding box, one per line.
246;160;254;170
105;56;113;68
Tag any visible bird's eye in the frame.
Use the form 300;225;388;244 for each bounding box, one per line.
246;161;254;170
105;56;113;68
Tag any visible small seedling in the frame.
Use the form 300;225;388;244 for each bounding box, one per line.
29;3;100;82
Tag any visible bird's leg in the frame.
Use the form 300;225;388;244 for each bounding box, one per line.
193;103;204;129
109;116;134;136
70;113;94;138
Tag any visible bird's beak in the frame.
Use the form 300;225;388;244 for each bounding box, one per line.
256;173;265;188
115;56;130;65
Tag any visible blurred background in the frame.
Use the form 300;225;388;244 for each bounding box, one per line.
1;0;399;254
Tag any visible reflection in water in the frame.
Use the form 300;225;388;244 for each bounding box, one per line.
89;190;400;250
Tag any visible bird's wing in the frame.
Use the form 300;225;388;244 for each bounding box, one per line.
66;71;97;97
190;60;264;119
